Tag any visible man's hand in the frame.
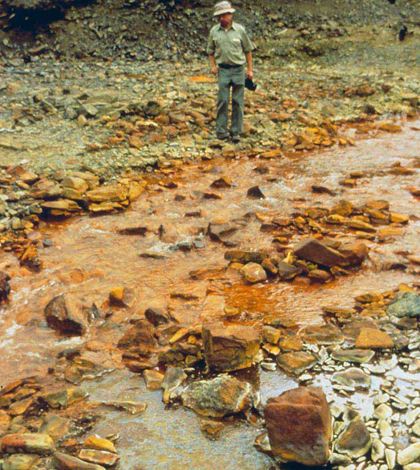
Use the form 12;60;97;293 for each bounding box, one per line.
212;66;218;75
246;69;254;80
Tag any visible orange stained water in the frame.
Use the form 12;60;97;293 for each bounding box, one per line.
0;122;419;391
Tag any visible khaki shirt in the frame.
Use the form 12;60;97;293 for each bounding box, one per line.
207;22;254;66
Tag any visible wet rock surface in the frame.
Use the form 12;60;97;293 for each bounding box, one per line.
264;386;332;466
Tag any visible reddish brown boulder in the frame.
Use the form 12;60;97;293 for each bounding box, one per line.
293;238;345;267
264;387;332;466
202;323;261;372
44;294;88;335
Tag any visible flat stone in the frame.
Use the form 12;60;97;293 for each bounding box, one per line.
39;388;88;409
332;368;371;389
264;386;332;466
331;349;375;364
277;351;317;375
386;293;420;318
398;442;420;466
3;454;39;470
355;328;394;349
1;434;55;455
302;324;344;345
78;449;119;468
336;420;372;458
182;375;252;418
53;452;106;470
202;323;261;372
373;404;393;420
40;414;70;440
225;250;269;264
293;238;345;267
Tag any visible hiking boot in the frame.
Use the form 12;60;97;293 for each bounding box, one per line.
232;134;241;143
216;134;229;141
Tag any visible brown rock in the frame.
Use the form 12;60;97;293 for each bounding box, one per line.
338;241;369;266
78;449;119;467
143;369;164;390
53;452;105;470
145;307;171;326
1;434;55;455
44;294;89;335
118;320;157;351
210;177;232;189
277;351;317;374
355;328;394;350
264;387;332;466
240;262;267;283
247;186;266;199
225;250;269;264
294;238;345;267
277;261;302;280
202;323;261;372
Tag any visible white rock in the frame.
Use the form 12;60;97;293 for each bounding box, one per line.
398;442;420;466
330;453;352;466
412;420;420;437
382;437;394;446
385;449;396;470
260;362;276;371
404;464;420;470
406;409;420;426
373;393;390;406
378;419;393;437
372;439;385;462
380;465;388;470
374;404;393;420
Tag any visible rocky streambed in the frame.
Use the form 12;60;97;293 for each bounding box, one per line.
0;115;419;469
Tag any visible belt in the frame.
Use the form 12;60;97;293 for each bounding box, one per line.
219;64;243;69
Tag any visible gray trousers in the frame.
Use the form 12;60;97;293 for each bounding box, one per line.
216;66;245;137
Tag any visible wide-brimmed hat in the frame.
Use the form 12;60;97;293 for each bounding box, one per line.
213;1;235;16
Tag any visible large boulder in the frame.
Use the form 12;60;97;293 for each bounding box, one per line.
182;375;252;418
44;294;88;335
386;292;420;318
202;323;261;372
293;238;345;267
264;387;332;466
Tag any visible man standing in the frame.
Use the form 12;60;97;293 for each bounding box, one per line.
207;1;254;143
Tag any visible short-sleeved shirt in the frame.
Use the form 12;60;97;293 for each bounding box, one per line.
207;22;255;66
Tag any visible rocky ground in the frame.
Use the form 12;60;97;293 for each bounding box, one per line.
1;0;420;469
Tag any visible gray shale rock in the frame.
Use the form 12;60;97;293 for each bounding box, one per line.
181;375;252;418
386;292;420;318
336;420;372;458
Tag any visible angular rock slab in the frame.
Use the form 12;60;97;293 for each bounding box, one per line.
293;238;345;267
331;348;375;364
264;386;332;466
355;328;394;349
277;351;317;375
54;452;106;470
1;433;55;455
202;323;261;372
336;420;372;458
386;292;420;318
182;375;252;418
332;368;371;389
